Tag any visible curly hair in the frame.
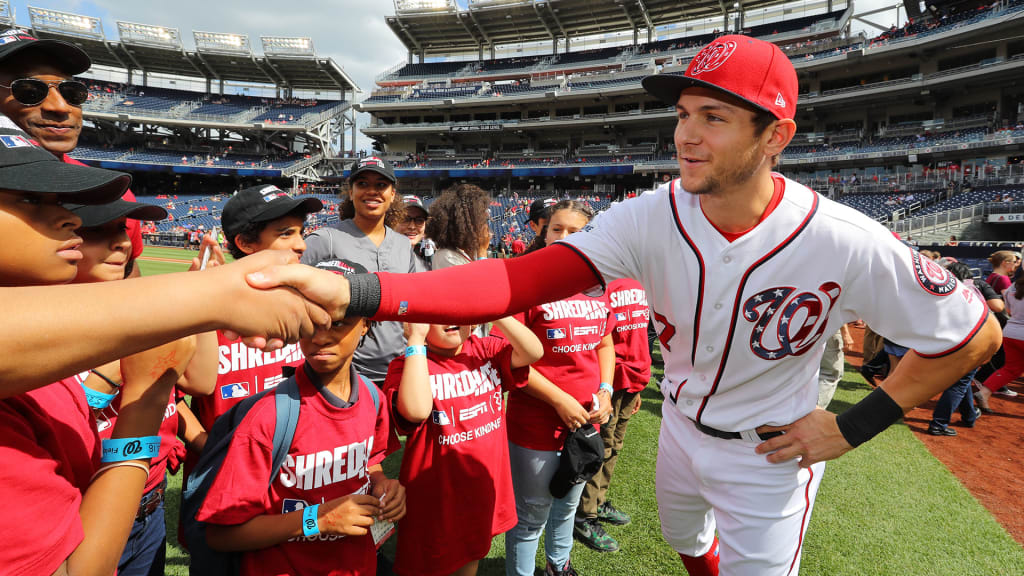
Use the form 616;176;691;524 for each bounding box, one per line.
523;199;595;254
424;183;492;259
337;181;406;229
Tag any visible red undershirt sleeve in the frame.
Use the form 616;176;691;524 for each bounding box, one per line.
373;243;602;324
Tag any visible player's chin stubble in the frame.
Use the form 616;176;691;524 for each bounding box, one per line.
684;143;764;196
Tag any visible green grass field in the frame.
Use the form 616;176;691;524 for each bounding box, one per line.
143;245;1024;575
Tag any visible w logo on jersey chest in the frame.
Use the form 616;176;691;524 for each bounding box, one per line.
742;282;842;360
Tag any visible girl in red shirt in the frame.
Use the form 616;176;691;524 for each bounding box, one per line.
505;200;615;576
384;316;542;576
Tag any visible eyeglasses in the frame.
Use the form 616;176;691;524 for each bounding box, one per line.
0;78;89;107
406;216;428;225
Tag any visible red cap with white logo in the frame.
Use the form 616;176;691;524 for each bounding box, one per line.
642;35;797;120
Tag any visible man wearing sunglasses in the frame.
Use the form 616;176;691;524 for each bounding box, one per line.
0;28;145;273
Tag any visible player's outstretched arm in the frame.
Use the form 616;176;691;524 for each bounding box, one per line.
756;313;1002;467
246;243;601;326
0;250;328;399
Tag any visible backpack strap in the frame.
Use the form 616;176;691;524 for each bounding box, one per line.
268;374;302;488
357;373;380;414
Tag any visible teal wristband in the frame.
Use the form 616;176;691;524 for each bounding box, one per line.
302;503;320;537
599;382;613;395
81;383;118;410
406;345;427;358
101;436;160;463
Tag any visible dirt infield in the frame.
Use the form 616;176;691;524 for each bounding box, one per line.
846;326;1024;545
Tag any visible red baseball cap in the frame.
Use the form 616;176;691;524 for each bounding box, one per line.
642;35;798;120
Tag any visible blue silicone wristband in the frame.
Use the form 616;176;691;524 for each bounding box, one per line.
599;382;613;395
302;503;320;537
81;383;118;409
406;345;427;357
101;436;161;463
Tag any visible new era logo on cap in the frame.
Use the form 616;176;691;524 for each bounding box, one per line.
775;93;787;108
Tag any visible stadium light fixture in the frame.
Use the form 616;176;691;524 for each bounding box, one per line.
194;30;251;54
261;35;315;57
29;6;104;40
0;2;14;28
117;20;182;48
395;0;454;14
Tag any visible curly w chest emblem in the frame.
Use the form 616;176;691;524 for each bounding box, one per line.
742;282;842;360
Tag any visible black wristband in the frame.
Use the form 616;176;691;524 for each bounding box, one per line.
835;387;904;447
346;273;381;318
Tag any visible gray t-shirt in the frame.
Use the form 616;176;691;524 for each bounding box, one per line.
302;219;423;382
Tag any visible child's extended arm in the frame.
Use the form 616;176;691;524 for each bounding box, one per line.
176;398;208;456
395;323;431;424
491;316;543;369
205;494;383;552
178;331;218;396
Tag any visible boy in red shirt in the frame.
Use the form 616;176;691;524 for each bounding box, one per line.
197;259;406;576
384;316;542;576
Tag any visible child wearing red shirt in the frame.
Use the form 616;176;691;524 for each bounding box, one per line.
197;259;406;576
505;200;616;576
385;316;542;576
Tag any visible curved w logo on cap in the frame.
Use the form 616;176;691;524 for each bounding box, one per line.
689;40;737;75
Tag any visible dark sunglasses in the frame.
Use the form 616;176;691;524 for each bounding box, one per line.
0;78;89;106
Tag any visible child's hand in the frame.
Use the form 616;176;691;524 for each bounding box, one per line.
403;322;429;345
189;233;226;272
554;394;590;431
371;477;407;522
318;494;382;537
588;390;612;425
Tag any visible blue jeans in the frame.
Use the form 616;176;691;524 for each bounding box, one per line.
117;484;167;576
931;368;979;429
506;441;586;576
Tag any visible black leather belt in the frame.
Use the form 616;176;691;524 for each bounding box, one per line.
136;478;167;521
691;419;784;441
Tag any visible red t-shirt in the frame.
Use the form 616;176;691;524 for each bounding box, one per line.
383;336;527;576
197;364;391;576
64;154;143;259
511;239;526;254
95;385;180;492
506;292;614;451
0;376;100;576
607;278;652;393
986;272;1011;295
191;333;306;432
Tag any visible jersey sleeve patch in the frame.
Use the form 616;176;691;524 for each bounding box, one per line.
910;249;957;297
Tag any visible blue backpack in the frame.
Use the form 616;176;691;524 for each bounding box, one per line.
182;369;379;576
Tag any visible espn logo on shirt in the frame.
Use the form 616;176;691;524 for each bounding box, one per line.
459;402;489;422
546;328;567;340
282;499;309;514
574;326;599;337
220;382;250;400
263;374;285;390
432;410;451;426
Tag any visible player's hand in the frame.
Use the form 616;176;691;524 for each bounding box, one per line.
318;494;382;537
245;260;351;325
188;233;226;272
588;390;612;425
555;395;590;431
754;408;853;468
371;477;407;522
214;251;332;349
403;322;430;346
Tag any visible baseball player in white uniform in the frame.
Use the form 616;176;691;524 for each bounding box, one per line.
249;35;1001;576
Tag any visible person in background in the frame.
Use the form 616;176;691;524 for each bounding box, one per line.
397;194;434;270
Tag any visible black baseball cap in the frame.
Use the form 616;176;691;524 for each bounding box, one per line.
549;423;604;499
529;198;558;223
221;184;323;240
312;258;368;277
348;156;396;184
402;194;427;216
0;127;129;203
0;29;91;75
65;198;168;228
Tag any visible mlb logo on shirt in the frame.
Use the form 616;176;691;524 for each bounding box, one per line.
547;328;566;340
615;312;627;322
432;410;451;426
0;134;34;148
220;382;250;400
282;499;309;514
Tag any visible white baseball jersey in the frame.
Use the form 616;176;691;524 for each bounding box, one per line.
561;175;988;432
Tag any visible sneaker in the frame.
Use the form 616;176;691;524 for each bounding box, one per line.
996;386;1019;397
573;518;620;552
927;424;957;436
597;501;631;526
545;559;580;576
962;407;982;428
